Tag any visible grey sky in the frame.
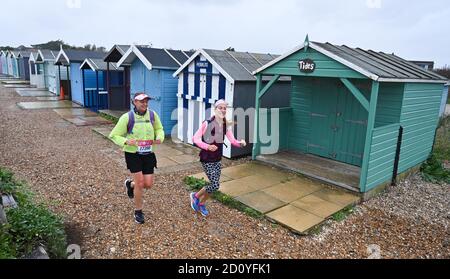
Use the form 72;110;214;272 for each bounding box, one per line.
0;0;448;67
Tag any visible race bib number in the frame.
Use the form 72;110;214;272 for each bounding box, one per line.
137;140;153;154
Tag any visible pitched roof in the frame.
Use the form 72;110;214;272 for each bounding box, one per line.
137;47;180;68
55;49;106;65
36;50;56;62
173;49;281;82
255;41;447;83
117;45;193;70
80;58;123;71
104;45;131;62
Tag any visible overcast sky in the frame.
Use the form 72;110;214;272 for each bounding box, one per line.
1;0;448;67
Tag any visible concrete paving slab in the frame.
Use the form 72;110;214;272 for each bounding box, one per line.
156;157;179;168
15;87;46;92
219;180;257;197
221;164;256;179
266;205;324;234
231;174;284;191
17;101;81;110
291;194;343;218
191;172;232;183
92;126;115;138
167;154;198;164
16;90;54;97
155;147;184;157
98;109;127;119
2;80;30;84
36;97;60;101
236;191;286;214
4;85;31;88
53;108;98;117
313;188;360;207
64;116;112;126
262;178;324;203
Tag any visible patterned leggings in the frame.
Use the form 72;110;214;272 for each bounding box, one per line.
202;162;222;194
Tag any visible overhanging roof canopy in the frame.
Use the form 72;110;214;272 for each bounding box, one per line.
80;58;123;71
117;45;192;70
173;48;283;83
254;38;448;83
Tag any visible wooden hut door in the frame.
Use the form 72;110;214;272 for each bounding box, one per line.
332;84;368;166
308;80;367;167
308;80;338;159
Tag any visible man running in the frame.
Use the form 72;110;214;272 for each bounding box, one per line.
109;92;165;224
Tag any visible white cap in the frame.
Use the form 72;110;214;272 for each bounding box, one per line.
134;93;150;101
214;99;228;108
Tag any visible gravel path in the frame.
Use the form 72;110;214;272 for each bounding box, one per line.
0;86;449;259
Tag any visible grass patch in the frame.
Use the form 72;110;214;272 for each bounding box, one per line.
99;112;119;124
184;176;264;219
421;116;450;183
332;206;354;222
0;167;67;259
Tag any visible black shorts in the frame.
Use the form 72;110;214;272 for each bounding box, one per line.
124;152;157;175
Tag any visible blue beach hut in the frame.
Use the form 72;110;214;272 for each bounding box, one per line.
117;45;193;135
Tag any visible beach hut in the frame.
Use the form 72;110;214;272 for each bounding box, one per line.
35;50;59;94
103;45;130;111
440;83;449;118
17;51;31;80
54;48;105;103
11;51;21;78
28;51;40;87
173;48;291;158
5;51;13;76
80;58;123;112
117;45;193;135
251;37;448;195
0;51;5;75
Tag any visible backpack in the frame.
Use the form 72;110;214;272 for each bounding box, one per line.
127;110;155;134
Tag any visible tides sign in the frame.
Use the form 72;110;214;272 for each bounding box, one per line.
298;59;316;73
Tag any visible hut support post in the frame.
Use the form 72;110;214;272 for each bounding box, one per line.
359;81;379;192
340;78;369;111
252;74;280;160
106;62;110;109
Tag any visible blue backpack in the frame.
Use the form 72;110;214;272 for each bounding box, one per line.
127;110;155;134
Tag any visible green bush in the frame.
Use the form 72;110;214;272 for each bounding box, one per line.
0;167;67;259
421;155;450;184
421;116;450;183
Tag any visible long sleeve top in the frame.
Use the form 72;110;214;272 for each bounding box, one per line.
109;110;165;153
192;121;241;150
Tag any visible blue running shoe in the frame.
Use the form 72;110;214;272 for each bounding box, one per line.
198;204;209;217
190;192;199;212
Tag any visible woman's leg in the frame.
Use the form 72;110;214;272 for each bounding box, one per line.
198;162;221;204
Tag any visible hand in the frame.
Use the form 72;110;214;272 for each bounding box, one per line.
207;145;218;152
154;139;162;144
239;140;247;147
126;139;137;146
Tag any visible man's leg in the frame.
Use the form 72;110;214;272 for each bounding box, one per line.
132;172;145;210
143;174;154;189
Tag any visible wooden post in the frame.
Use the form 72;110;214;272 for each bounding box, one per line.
66;65;70;99
96;70;99;111
252;74;262;160
106;62;110;109
82;69;86;107
359;81;379;192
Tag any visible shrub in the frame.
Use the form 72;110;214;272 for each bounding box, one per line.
0;167;67;259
